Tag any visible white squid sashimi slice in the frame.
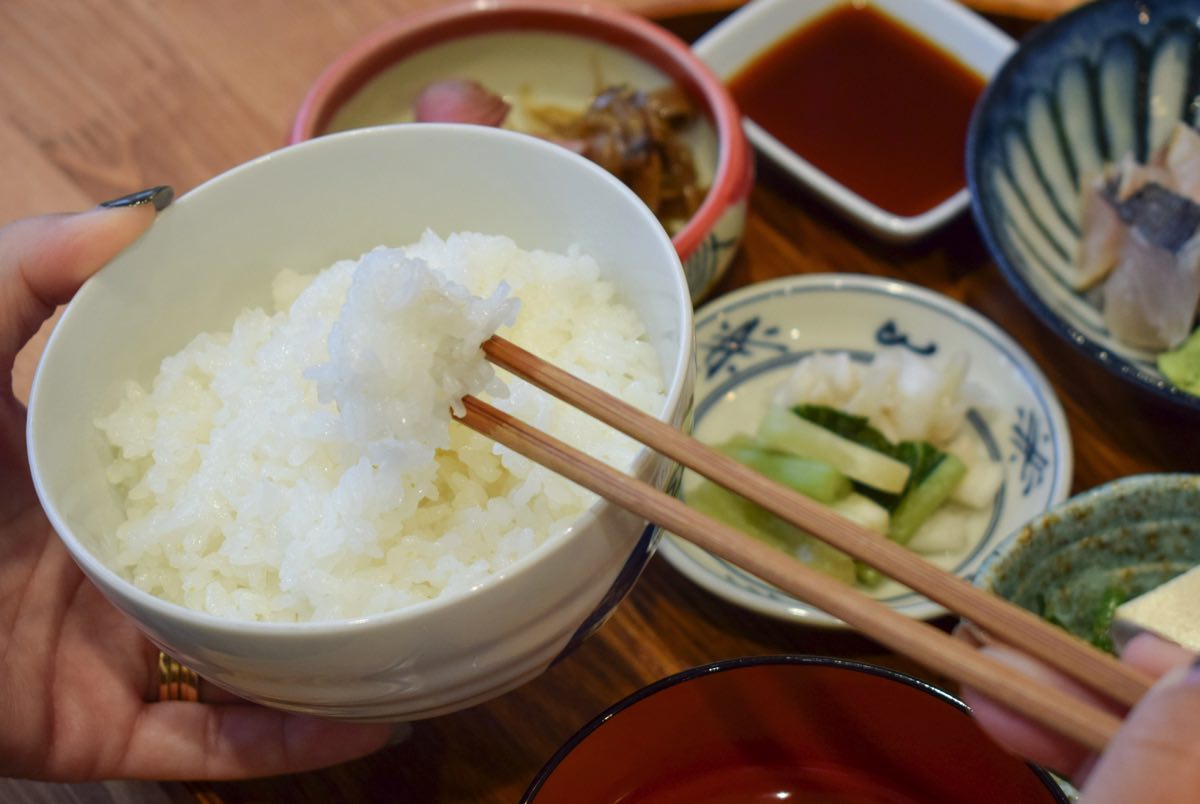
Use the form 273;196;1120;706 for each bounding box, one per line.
1103;229;1200;350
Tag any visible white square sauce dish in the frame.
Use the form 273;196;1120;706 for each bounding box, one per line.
694;0;1015;242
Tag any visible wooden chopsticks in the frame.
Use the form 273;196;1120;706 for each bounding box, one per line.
457;394;1122;751
457;335;1153;751
482;336;1152;702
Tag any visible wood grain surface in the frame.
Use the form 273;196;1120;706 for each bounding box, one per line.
3;1;1195;802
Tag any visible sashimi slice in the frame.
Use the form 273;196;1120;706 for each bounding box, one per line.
1164;122;1200;203
1073;173;1126;289
1102;227;1200;350
1111;151;1175;200
1108;181;1200;252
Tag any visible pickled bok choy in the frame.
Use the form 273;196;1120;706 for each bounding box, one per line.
684;350;1002;590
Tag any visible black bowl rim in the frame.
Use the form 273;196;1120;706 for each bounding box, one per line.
966;0;1200;414
520;653;1068;802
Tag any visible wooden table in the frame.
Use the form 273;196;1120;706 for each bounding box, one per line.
4;1;1197;802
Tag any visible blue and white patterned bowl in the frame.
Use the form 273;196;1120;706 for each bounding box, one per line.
659;274;1072;626
967;0;1200;412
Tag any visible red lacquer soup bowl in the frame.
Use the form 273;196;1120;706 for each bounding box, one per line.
523;656;1067;803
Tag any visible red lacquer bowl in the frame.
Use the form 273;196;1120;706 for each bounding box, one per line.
523;656;1068;803
290;0;752;303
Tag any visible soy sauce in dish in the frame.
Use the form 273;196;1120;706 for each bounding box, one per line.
729;3;985;218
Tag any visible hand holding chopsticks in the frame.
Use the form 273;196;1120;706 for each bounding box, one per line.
456;335;1155;753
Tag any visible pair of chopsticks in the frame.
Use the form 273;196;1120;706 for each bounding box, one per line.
457;336;1153;753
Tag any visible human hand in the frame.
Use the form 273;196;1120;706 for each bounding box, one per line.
960;629;1200;802
0;190;391;781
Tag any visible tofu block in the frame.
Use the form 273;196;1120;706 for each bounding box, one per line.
1110;564;1200;653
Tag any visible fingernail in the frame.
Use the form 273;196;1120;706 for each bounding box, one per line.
99;185;174;212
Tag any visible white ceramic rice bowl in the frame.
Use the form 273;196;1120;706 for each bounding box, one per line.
27;124;694;720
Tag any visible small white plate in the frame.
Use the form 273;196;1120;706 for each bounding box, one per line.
693;0;1014;242
659;274;1073;626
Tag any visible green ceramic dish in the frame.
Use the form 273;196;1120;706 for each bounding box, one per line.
975;474;1200;652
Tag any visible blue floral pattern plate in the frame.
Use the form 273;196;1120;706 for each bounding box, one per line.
659;274;1073;626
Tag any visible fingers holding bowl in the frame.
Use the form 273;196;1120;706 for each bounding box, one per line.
136;650;391;779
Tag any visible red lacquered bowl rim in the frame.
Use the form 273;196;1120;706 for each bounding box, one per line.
290;0;752;261
520;654;1069;802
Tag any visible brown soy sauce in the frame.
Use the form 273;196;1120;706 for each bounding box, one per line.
729;3;985;217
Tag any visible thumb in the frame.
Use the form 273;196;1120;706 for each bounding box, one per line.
1079;656;1200;803
0;187;172;372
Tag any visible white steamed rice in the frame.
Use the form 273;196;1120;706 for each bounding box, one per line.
96;231;665;622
